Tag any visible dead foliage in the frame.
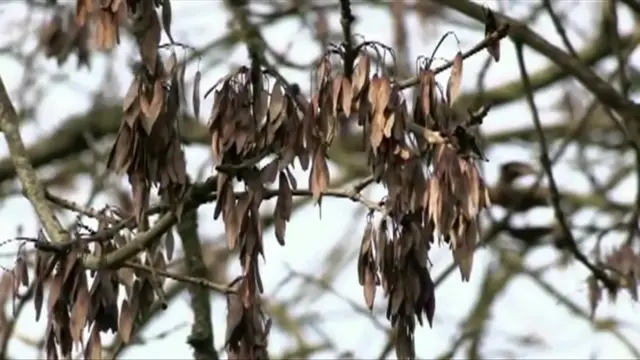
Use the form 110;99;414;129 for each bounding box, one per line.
588;244;640;318
6;1;510;359
0;220;172;360
38;9;91;69
106;0;187;226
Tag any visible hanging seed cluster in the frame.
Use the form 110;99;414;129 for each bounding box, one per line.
38;9;91;69
206;63;311;358
588;244;640;318
18;1;186;359
19;0;506;359
106;0;187;225
1;220;169;360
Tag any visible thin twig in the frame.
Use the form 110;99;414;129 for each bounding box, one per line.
514;41;618;294
123;260;233;294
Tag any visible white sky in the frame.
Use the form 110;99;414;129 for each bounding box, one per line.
1;0;639;359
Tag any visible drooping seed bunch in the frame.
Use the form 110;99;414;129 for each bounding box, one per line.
26;1;507;359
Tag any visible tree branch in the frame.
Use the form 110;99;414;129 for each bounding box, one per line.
514;41;618;294
430;0;640;119
0;76;68;244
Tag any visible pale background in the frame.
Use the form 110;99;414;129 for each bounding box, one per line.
0;0;639;359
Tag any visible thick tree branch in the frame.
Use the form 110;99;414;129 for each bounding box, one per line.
430;0;640;119
177;207;218;360
0;76;68;244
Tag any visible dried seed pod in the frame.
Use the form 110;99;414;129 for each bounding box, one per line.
193;70;201;118
446;52;463;105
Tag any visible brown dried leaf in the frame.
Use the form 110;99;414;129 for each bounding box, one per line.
341;77;353;118
161;0;174;43
383;111;395;139
587;275;601;318
331;76;342;117
16;257;29;287
352;54;370;97
70;275;90;342
419;70;435;118
368;75;381;111
260;158;279;184
370;112;385;152
123;77;140;113
119;299;134;344
268;81;285;124
316;57;331;87
85;325;102;360
309;149;329;204
141;80;164;134
357;221;374;285
363;268;376;310
425;271;436;328
140;12;162;74
165;50;177;76
165;229;175;261
225;292;244;345
48;272;63;311
484;7;500;62
274;172;293;246
193;70;201;118
76;0;93;26
375;77;392;114
395;323;415;360
222;187;239;250
446;52;463;105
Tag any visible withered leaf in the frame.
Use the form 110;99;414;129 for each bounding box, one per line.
225;292;244;345
425;271;436;328
16;257;29;287
76;0;92;26
193;70;201;118
70;275;90;342
274;172;293;246
123;77;140;113
484;7;500;62
48;272;63;312
141;80;164;134
452;233;474;282
309;149;329;204
140;12;162;74
316;57;331;87
341;77;353;119
119;299;134;344
370;111;385;152
222;187;240;250
375;77;392;114
368;75;381;112
395;323;415;360
268;81;285;124
161;0;174;43
363;268;376;310
85;325;102;360
352;54;370;97
260;158;280;184
165;50;177;76
0;271;12;309
383;111;395;139
357;221;374;285
587;275;601;318
446;52;463;105
165;229;175;261
419;70;435;118
331;76;342;117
